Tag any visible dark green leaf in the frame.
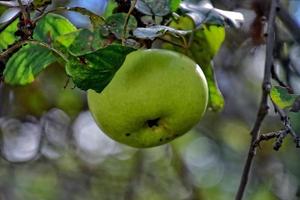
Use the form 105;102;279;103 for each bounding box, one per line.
270;86;298;110
55;29;106;56
105;13;137;39
3;44;57;85
0;19;19;51
136;0;170;16
66;44;135;92
33;13;77;42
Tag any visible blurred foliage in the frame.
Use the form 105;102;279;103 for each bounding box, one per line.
0;0;300;200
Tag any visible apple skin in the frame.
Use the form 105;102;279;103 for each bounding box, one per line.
88;49;208;148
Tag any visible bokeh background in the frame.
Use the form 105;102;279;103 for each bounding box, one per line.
0;0;300;199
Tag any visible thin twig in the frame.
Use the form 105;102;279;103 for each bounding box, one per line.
254;130;285;146
122;0;137;46
272;101;300;148
17;0;29;21
0;39;68;62
0;40;27;60
33;7;67;22
27;39;68;62
235;1;278;199
254;129;289;151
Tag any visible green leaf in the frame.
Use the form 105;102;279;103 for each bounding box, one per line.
66;44;135;92
104;13;137;39
136;0;171;16
190;25;225;111
164;16;225;111
3;14;76;85
200;62;224;111
3;44;57;85
270;86;298;110
55;29;106;56
0;19;19;51
103;0;118;18
33;13;77;42
169;0;181;12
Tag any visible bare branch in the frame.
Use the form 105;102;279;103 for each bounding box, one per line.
235;0;278;199
122;0;137;46
272;102;300;148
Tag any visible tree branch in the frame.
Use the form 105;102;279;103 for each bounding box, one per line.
272;102;300;148
235;0;278;199
122;0;137;46
0;39;68;63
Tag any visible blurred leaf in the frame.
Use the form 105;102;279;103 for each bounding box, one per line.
165;16;225;111
136;0;171;16
33;13;77;42
4;44;57;85
105;13;137;39
180;1;244;28
270;86;298;110
0;19;19;51
56;90;83;117
169;0;181;12
20;171;58;200
55;28;106;56
68;7;105;28
66;44;135;92
32;0;52;8
250;186;277;200
133;25;189;40
103;0;118;18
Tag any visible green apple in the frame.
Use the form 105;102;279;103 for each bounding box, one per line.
88;49;208;148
